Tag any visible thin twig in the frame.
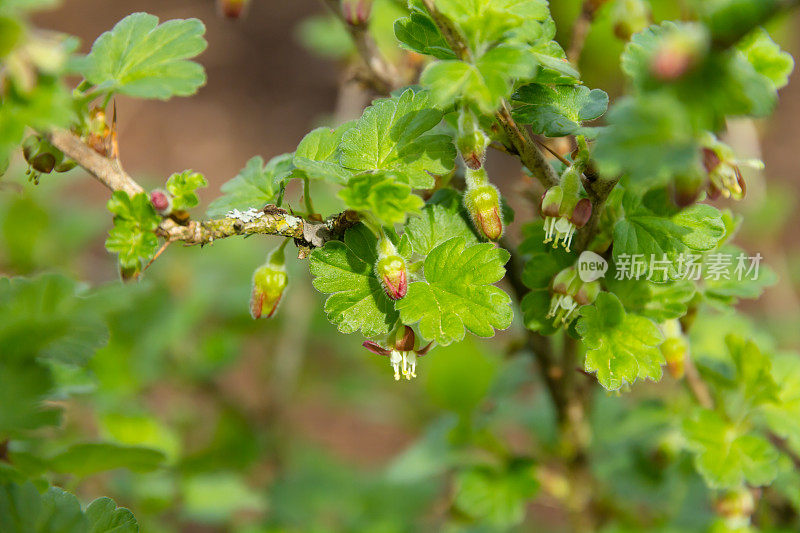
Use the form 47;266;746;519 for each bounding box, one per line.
48;129;359;250
567;0;610;64
134;240;171;280
321;0;399;93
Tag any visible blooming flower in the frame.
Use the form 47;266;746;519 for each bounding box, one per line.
546;266;600;325
540;168;592;252
363;326;433;381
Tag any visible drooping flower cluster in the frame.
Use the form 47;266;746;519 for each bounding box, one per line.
547;266;600;325
363;326;433;381
540;167;592;253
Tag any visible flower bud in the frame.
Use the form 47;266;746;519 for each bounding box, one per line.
464;184;503;242
375;238;407;300
250;247;288;319
650;28;707;82
150;189;173;216
575;279;600;306
611;0;650;41
715;488;755;530
661;337;688;379
217;0;250;18
341;0;373;27
457;109;489;170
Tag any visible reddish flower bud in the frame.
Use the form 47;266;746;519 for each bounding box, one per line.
375;238;408;300
251;248;288;319
651;45;692;81
341;0;373;27
540;186;563;218
715;488;755;530
150;189;173;216
464;184;503;242
217;0;250;18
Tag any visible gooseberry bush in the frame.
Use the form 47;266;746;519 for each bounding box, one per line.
1;0;800;530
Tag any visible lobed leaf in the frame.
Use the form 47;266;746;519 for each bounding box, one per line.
82;12;207;99
577;292;665;391
396;237;512;345
206;154;292;218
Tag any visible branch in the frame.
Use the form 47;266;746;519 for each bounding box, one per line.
48;129;359;251
567;0;609;64
421;0;560;189
321;0;400;93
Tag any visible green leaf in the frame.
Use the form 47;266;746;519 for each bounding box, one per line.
309;224;398;337
338;172;423;226
105;191;160;271
612;191;726;280
762;353;800;452
0;275;108;364
594;95;700;190
206;154;293;217
701;244;777;304
0;357;61;435
683;409;779;488
454;462;539;528
293;122;355;185
0;0;60;14
435;0;549;50
0;482;88;533
726;334;780;406
165;170;206;211
605;278;695;322
50;443;165;477
403;202;478;256
339;89;455;189
81;12;207;99
738;28;794;89
512;84;608;137
85;498;138;533
421;44;537;113
395;237;512;345
0;79;73;162
394;11;456;60
577;292;665;391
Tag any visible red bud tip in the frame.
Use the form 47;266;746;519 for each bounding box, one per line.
651;45;692;81
463;152;482;170
217;0;249;18
383;265;408;300
250;264;288;319
702;147;720;173
150;190;172;215
570;198;593;228
341;0;373;26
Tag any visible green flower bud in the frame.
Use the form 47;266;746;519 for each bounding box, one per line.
375;237;407;300
457;109;489;170
464;178;503;242
660;320;688;379
251;246;288;319
611;0;650;41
